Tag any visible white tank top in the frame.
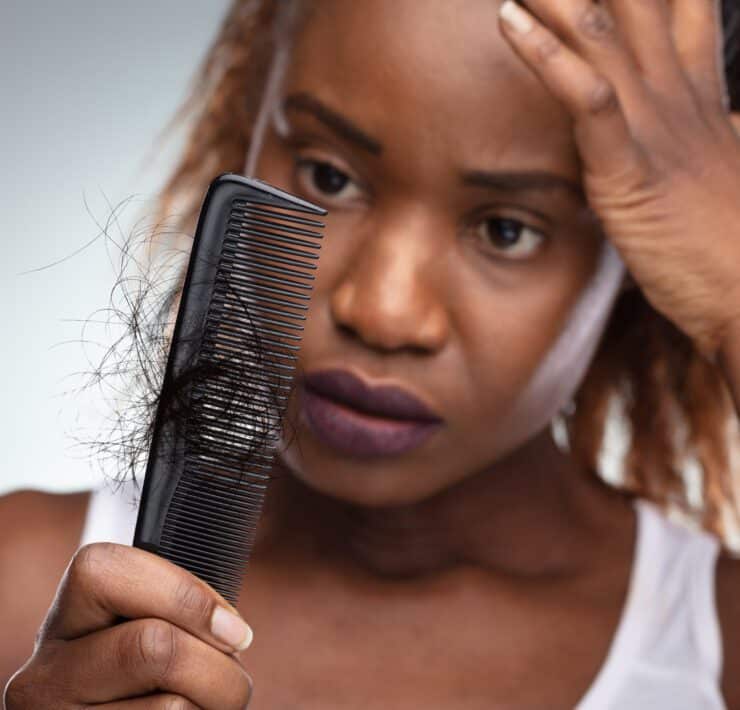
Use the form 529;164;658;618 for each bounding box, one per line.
78;480;725;709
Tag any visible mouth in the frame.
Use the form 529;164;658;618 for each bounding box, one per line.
298;368;444;458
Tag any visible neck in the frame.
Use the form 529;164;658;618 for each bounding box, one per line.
258;429;632;581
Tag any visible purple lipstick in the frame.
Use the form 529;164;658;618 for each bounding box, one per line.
299;368;444;458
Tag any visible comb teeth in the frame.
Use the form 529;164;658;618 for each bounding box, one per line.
134;175;326;605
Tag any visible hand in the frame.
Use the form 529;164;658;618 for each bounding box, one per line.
3;542;253;709
498;0;740;358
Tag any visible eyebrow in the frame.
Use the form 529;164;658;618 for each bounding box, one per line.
282;91;584;199
283;92;383;155
461;169;585;200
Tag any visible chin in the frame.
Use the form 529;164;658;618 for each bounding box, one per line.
273;436;460;508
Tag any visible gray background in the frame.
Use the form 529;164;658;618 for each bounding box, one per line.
1;1;232;495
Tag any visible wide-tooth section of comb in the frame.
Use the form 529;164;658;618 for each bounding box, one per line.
133;174;326;604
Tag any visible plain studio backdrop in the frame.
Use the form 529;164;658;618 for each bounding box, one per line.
0;1;231;496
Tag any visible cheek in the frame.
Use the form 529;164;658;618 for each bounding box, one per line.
507;241;625;444
455;254;597;415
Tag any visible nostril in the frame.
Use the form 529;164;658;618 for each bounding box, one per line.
336;322;359;341
334;304;447;355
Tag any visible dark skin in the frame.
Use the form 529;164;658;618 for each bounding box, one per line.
3;1;740;708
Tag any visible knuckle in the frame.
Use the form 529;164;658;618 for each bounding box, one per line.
4;647;78;708
534;32;562;63
69;542;118;584
575;3;615;41
69;543;100;584
586;77;619;115
134;619;179;684
172;576;213;623
3;671;33;709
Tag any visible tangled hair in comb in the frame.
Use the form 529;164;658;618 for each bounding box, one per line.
78;0;740;548
726;1;740;90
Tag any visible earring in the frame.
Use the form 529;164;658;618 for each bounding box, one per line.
550;398;576;454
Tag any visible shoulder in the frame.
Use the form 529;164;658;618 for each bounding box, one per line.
0;488;91;687
716;551;740;707
0;488;91;566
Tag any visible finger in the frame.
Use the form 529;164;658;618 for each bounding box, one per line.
92;695;200;709
515;0;653;115
47;617;252;708
671;0;729;111
604;0;692;96
498;0;649;181
38;542;253;655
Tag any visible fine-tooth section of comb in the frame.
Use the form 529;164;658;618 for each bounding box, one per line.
133;173;326;604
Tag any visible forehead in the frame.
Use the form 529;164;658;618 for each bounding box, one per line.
284;0;582;181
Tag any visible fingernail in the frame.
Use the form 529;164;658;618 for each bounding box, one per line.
499;0;534;34
211;606;254;651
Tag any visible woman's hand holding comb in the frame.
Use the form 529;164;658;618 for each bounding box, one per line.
3;542;254;709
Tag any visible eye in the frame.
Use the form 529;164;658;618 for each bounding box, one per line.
294;158;364;203
475;216;546;260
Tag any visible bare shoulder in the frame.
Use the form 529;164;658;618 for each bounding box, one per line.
716;551;740;707
0;488;91;687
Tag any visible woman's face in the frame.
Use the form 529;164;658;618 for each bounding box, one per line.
250;0;608;506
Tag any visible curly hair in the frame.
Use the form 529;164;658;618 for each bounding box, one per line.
127;0;740;548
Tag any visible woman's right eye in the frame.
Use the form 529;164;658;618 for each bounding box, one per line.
294;158;364;204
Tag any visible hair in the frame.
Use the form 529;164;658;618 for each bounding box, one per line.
87;0;740;548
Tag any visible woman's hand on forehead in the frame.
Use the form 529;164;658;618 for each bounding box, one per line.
496;0;740;362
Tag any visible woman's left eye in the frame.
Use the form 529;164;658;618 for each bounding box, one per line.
294;158;363;203
475;216;546;260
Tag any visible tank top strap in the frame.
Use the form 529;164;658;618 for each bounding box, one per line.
633;499;724;703
577;497;725;709
634;499;722;665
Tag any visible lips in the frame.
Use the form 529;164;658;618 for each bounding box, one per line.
298;368;444;458
301;368;443;423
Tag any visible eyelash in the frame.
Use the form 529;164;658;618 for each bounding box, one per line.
293;157;548;261
294;158;364;203
473;216;547;261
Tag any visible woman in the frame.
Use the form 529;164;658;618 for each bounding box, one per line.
3;0;740;707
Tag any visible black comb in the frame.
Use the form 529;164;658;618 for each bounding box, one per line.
132;173;326;605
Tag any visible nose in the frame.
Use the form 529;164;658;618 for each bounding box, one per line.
329;209;450;354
